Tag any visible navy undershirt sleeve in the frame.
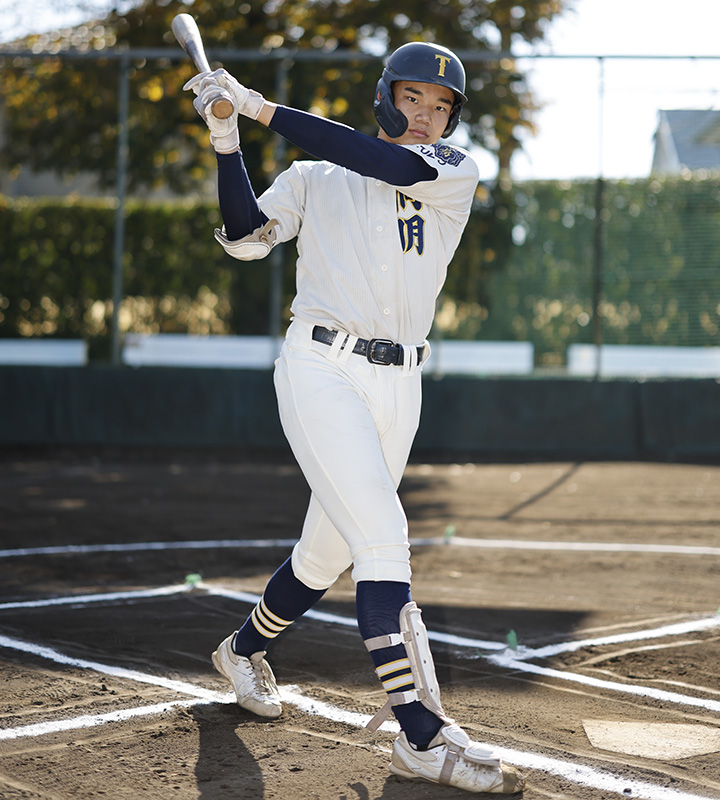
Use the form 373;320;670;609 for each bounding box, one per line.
216;151;268;241
268;106;438;186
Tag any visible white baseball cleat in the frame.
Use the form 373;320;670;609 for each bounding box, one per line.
389;723;525;794
211;633;282;718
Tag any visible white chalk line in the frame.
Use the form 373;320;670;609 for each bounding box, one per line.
492;747;715;800
3;582;719;709
204;584;720;713
203;583;508;651
1;525;717;800
488;653;720;714
0;631;397;742
278;685;400;735
2;581;720;716
2;536;720;559
515;616;720;660
4;582;717;667
278;690;718;800
0;633;220;702
0;583;190;611
433;537;720;557
0;539;298;559
0;634;713;800
0;697;225;740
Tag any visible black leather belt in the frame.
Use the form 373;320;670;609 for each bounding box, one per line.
312;326;424;366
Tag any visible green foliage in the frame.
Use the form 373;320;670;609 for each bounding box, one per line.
0;0;572;302
0;196;294;358
0;0;570;194
0;195;114;338
437;175;720;364
3;175;720;367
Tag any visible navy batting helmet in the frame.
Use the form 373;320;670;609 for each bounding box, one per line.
374;42;468;139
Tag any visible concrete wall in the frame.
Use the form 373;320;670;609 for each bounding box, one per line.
1;366;719;459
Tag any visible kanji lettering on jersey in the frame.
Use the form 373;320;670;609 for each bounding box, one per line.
397;194;426;255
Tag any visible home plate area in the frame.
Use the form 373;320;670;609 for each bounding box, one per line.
0;453;719;799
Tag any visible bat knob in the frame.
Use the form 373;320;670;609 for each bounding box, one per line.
211;97;235;119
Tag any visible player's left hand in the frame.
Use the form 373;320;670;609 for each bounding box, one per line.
185;68;265;120
183;73;239;153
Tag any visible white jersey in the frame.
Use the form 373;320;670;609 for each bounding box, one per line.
257;142;480;344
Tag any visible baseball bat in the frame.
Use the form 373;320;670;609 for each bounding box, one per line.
171;13;234;119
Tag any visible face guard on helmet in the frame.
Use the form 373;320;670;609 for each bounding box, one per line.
374;42;468;139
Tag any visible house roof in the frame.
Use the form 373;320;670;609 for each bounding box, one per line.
656;109;720;171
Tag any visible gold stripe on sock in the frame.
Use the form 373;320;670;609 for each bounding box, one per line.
251;604;288;639
250;611;280;639
251;599;290;637
258;597;293;627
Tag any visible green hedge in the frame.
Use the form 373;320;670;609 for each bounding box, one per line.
437;176;720;363
3;176;720;364
0;196;294;359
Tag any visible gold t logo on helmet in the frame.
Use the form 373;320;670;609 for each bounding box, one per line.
435;54;451;77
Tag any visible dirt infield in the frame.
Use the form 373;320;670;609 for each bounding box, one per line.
1;449;719;799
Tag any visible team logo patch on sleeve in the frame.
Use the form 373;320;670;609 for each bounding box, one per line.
432;144;466;166
419;144;466;167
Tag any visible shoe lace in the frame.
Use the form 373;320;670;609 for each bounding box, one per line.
251;658;278;697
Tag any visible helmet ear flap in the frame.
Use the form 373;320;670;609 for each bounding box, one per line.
373;77;408;139
442;105;462;138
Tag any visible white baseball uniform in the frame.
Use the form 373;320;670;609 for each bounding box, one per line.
241;143;480;589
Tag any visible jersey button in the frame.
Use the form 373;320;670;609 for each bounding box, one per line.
383;308;390;315
381;264;388;272
376;225;383;232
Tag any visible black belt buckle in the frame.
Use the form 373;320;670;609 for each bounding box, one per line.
366;338;396;365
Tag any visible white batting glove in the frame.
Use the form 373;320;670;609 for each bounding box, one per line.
210;68;266;120
183;73;239;153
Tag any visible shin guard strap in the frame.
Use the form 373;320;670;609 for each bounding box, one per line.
363;631;409;652
363;601;452;732
439;745;461;785
365;689;419;732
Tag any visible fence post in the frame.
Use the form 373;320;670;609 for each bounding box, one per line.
592;176;605;377
591;57;605;379
110;54;130;366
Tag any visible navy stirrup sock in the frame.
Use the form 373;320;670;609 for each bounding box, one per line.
356;580;443;750
232;557;326;657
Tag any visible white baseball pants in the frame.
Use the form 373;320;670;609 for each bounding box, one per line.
273;319;425;589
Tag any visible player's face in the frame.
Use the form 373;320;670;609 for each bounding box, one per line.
379;81;455;145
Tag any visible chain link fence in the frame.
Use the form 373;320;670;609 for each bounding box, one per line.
2;48;719;373
433;176;720;368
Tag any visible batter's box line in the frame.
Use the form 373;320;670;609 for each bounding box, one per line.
0;633;714;800
0;696;221;741
2;536;720;559
0;539;298;559
513;615;720;661
202;583;508;650
2;581;717;661
0;631;397;740
487;651;720;714
1;582;719;715
0;583;191;611
0;631;222;702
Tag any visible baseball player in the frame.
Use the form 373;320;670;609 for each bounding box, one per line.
184;42;524;794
